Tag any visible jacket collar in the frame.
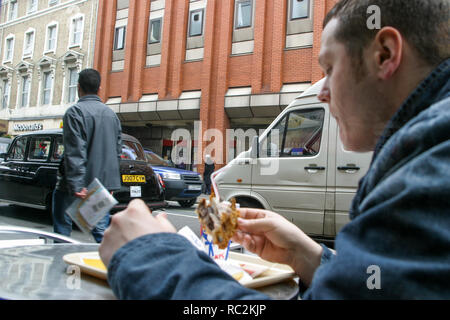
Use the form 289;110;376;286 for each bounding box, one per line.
373;58;450;159
349;58;450;220
78;94;102;103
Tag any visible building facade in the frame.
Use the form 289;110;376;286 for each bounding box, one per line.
94;0;336;170
0;0;99;136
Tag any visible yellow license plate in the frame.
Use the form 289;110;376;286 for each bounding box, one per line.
122;175;146;183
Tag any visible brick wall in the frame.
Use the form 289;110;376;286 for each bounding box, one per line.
95;0;338;171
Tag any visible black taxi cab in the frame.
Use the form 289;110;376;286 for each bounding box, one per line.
0;129;166;212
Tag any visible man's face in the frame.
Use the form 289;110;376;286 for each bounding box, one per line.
318;18;384;152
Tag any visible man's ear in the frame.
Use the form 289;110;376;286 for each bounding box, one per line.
373;27;403;80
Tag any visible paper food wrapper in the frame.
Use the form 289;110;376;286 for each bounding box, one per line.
178;226;260;283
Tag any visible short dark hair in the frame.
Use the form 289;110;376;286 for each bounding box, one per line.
78;68;101;94
324;0;450;68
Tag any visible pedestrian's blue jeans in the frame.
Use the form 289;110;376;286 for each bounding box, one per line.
52;189;110;243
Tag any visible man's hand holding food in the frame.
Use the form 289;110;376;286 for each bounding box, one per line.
232;208;323;286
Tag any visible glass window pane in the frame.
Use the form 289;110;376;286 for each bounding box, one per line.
51;136;64;162
6;39;13;60
10;138;27;160
28;0;38;13
114;27;125;50
45;72;52;88
47;26;56;50
24;32;34;55
9;1;17;20
291;0;309;19
69;87;77;103
42;72;52;105
21;76;30;107
29;138;52;161
236;0;252;28
69;68;78;85
283;109;324;157
121;141;146;161
2;80;9;109
72;17;82;45
260;117;286;158
145;150;168;166
189;10;203;37
68;68;78;103
149;19;161;43
261;109;324;158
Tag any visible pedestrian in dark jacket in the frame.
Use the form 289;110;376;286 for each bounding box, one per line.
99;0;450;299
203;154;215;195
52;68;122;243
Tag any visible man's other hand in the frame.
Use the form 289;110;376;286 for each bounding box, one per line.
74;187;88;199
99;199;176;267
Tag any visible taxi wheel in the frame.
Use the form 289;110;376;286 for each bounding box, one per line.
178;198;197;208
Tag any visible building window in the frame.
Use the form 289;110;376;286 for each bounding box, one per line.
188;9;204;37
70;16;84;47
4;37;14;62
148;18;162;44
9;1;18;21
28;0;38;14
46;24;58;52
49;0;59;6
235;0;252;29
23;31;35;57
2;80;10;109
114;26;126;50
68;68;78;103
21;76;31;108
290;0;310;20
42;72;52;105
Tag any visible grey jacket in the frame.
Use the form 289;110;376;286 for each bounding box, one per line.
57;95;122;194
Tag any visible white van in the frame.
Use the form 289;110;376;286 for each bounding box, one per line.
215;79;373;240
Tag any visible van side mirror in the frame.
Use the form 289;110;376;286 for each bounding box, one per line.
0;153;7;161
250;136;259;159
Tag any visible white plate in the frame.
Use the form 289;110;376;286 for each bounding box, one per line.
63;251;107;280
227;252;296;288
63;251;295;289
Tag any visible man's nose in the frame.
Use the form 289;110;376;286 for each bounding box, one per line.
318;85;330;103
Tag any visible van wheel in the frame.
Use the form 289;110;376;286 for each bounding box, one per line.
178;198;197;208
236;198;264;209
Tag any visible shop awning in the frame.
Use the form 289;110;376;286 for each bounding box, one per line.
224;83;311;119
107;91;201;122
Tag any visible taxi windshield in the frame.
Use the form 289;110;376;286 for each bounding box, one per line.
121;140;146;161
